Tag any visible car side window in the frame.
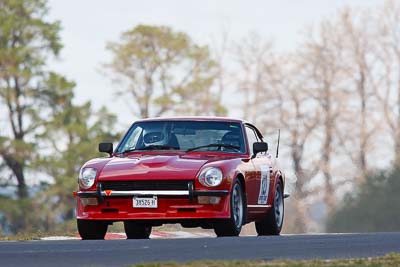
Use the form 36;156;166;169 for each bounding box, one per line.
245;127;259;155
121;126;143;151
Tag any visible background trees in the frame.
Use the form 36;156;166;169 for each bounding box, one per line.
0;0;118;234
1;0;400;235
232;0;400;232
0;0;62;201
0;0;66;231
104;25;226;118
376;0;400;167
327;167;400;233
36;93;119;230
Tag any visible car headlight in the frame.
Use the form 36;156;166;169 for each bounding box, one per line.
78;167;97;189
198;167;223;187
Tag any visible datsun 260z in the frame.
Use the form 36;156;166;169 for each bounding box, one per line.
74;117;287;239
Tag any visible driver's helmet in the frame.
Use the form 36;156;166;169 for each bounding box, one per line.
221;130;243;151
221;131;240;147
142;126;170;146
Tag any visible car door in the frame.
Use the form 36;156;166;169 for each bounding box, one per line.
244;126;273;214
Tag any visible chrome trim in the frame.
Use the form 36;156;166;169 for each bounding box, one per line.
101;190;189;196
77;189;229;198
247;204;271;208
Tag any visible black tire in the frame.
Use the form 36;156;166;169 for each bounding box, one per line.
214;179;246;237
255;179;284;235
124;221;152;239
77;219;108;240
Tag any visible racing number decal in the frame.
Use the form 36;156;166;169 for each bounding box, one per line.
258;165;270;205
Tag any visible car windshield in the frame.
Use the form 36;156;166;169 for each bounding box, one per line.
116;120;246;154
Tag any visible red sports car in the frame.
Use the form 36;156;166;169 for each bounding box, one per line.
74;117;286;239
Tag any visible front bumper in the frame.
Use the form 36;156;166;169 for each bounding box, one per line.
76;189;229;198
75;182;230;221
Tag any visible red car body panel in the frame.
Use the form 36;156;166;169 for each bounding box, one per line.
75;117;284;225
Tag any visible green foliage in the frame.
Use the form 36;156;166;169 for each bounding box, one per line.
131;254;400;267
0;74;120;233
327;168;400;232
0;197;39;233
105;24;226;118
0;0;120;234
0;0;63;200
0;0;62;66
0;0;73;233
35;92;120;228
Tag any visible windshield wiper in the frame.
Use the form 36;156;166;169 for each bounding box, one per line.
139;145;179;150
120;145;179;154
186;143;240;152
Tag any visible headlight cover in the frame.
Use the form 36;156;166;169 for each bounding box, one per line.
198;167;223;187
78;167;97;189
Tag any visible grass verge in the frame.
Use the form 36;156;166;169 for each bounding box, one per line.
131;253;400;267
0;230;77;241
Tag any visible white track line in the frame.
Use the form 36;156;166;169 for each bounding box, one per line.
41;231;215;240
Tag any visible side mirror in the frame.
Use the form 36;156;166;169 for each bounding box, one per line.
252;142;268;158
99;143;113;156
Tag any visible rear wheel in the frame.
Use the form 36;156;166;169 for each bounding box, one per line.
77;219;108;240
214;179;245;237
124;221;152;239
255;179;284;235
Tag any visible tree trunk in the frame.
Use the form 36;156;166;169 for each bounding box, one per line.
395;66;400;167
2;154;28;199
358;70;368;181
321;83;336;216
291;149;308;233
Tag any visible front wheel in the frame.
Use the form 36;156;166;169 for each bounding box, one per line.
255;179;284;235
214;179;246;237
124;221;152;239
77;219;108;240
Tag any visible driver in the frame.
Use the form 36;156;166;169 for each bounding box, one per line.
142;124;179;149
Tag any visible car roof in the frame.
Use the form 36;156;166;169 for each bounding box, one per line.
135;116;245;123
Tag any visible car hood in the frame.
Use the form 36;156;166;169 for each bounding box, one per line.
97;154;213;181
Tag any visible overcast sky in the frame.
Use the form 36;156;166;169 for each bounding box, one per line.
47;0;383;127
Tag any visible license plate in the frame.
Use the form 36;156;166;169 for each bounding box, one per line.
133;196;158;208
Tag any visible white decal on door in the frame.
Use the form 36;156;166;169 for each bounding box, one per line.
258;165;270;205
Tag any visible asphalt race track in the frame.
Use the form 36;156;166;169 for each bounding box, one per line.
1;232;400;267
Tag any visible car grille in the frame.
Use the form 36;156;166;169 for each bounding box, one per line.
100;180;191;191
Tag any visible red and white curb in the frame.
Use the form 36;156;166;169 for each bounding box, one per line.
41;231;215;241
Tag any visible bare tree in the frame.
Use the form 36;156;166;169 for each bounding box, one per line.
273;55;321;232
333;9;381;183
375;0;400;166
210;28;232;116
301;20;349;215
229;1;399;232
233;33;278;126
233;33;322;232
